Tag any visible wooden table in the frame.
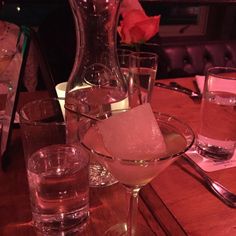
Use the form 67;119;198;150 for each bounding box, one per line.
0;78;236;236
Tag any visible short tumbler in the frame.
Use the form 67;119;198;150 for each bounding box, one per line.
27;144;89;234
196;67;236;160
19;98;66;161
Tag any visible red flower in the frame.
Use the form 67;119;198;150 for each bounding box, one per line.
119;0;144;15
118;0;160;44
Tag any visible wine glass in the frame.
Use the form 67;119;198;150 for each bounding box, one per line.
78;109;195;235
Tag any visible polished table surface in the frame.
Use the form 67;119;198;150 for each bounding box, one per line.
0;77;236;236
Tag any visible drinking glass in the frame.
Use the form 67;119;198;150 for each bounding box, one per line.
117;48;133;82
78;110;195;235
19;97;90;234
196;66;236;160
27;144;89;234
19;98;66;161
129;52;158;107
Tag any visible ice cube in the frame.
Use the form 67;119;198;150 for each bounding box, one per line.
97;103;166;160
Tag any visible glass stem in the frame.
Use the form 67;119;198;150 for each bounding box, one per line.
126;186;140;236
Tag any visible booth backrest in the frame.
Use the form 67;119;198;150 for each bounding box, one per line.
159;41;236;79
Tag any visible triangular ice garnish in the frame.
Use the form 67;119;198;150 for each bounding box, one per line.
97;103;166;160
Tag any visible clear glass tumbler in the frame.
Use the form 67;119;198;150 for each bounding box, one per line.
196;66;236;160
128;52;158;107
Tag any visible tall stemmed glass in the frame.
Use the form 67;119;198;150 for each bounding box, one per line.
78;109;195;235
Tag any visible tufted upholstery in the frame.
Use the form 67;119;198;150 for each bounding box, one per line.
159;41;236;79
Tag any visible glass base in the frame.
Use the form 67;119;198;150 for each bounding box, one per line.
105;223;155;236
33;211;89;235
89;164;118;187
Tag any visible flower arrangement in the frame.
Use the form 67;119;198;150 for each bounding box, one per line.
118;0;160;45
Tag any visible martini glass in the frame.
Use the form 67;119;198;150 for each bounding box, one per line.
78;110;195;236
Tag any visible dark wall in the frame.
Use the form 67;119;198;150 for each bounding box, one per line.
1;1;236;84
141;1;236;45
0;1;64;26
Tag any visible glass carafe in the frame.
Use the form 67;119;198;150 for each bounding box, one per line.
66;0;128;187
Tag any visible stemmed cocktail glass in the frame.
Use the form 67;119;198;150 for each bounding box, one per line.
78;108;195;236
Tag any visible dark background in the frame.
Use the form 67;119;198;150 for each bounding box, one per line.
1;0;236;84
1;0;236;41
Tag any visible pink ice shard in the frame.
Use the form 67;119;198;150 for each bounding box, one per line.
97;103;166;160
